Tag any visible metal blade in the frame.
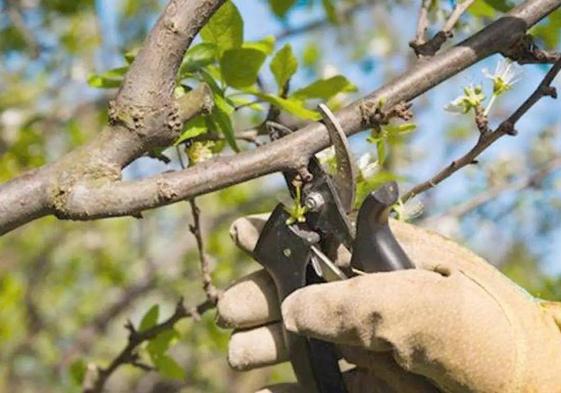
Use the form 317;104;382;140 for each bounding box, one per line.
318;104;356;214
310;245;348;282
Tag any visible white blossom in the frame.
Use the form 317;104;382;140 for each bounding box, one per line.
357;153;378;179
444;84;485;114
482;58;522;96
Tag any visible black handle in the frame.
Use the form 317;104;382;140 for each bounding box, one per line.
253;205;347;393
351;182;414;273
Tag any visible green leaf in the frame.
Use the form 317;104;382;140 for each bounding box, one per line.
302;42;320;68
270;44;298;92
153;355;185;380
469;1;495;17
181;43;217;75
376;140;386;165
384;123;417;135
355;171;402;209
243;35;276;55
255;93;320;120
531;10;561;48
211;94;238;151
201;1;243;54
175;116;208;145
69;359;87;385
124;48;139;64
483;0;512;12
220;48;266;88
139;304;159;332
198;68;224;94
270;0;297;17
87;66;128;89
147;328;179;360
292;75;356;100
322;0;337;23
228;95;264;111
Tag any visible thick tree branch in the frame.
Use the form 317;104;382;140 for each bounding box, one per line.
114;0;224;111
0;0;559;235
502;33;561;64
0;0;218;234
402;55;561;202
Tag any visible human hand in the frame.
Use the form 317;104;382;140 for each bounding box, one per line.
218;215;561;393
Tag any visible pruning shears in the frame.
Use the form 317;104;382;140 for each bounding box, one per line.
253;104;414;393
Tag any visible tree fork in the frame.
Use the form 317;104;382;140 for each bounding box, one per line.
0;0;559;235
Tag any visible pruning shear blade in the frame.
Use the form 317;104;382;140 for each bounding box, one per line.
318;104;356;214
310;245;348;282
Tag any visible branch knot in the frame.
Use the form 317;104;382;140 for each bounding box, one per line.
503;34;560;64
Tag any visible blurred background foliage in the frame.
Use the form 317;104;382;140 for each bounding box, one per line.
0;0;561;392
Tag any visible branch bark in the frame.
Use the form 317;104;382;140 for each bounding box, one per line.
410;0;476;57
0;0;559;235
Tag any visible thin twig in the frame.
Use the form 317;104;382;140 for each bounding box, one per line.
426;156;561;221
83;299;215;393
59;275;158;370
189;199;220;304
410;0;475;57
275;1;372;41
5;0;40;58
412;0;433;47
176;148;220;305
403;56;561;202
443;0;475;33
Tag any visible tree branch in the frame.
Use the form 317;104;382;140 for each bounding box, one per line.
275;0;372;41
59;276;158;371
428;156;561;221
83;299;215;393
114;0;224;111
402;55;561;202
411;0;433;48
188;199;220;304
177;149;220;304
410;0;476;57
5;0;40;58
0;0;559;235
0;0;218;234
502;33;561;64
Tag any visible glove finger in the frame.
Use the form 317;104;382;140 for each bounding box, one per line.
228;322;288;371
281;269;451;351
230;213;270;254
255;384;304;393
217;269;280;329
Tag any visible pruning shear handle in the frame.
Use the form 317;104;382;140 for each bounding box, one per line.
254;105;414;393
253;205;347;393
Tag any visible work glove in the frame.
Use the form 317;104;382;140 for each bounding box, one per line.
217;214;561;393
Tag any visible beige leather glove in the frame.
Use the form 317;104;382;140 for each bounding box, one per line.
218;214;561;393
